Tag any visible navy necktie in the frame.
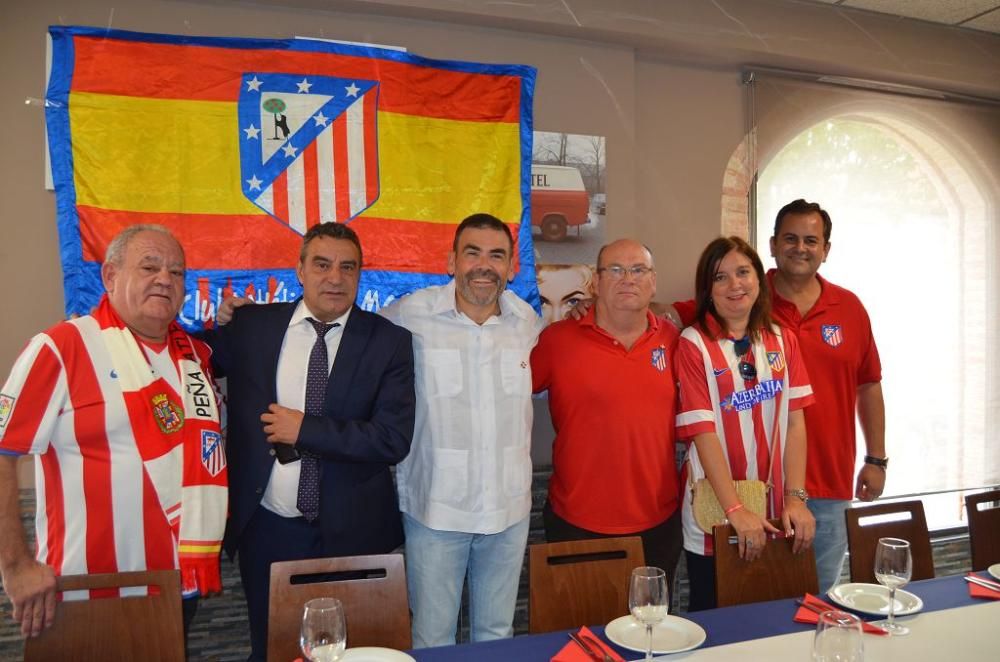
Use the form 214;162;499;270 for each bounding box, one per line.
297;317;338;522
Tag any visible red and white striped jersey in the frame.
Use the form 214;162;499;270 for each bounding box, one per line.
0;316;214;598
675;323;814;556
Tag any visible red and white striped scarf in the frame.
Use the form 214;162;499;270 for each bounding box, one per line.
93;295;227;595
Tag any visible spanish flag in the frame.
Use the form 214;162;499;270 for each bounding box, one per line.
46;26;538;327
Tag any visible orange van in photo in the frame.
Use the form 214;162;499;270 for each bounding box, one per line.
531;164;591;241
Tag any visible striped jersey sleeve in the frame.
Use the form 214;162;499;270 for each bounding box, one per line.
675;331;716;439
780;328;815;411
0;332;69;455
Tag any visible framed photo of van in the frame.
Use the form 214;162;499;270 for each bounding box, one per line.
532;131;606;326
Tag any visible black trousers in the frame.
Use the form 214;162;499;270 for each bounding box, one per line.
684;550;717;611
237;506;324;662
543;501;683;606
182;596;198;660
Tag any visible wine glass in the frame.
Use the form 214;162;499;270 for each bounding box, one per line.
300;597;347;662
812;609;864;662
873;537;912;636
628;566;668;661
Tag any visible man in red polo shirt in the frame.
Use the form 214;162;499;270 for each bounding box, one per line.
666;200;886;592
765;199;886;592
531;239;682;588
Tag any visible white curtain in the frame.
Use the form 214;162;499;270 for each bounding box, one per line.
744;70;1000;498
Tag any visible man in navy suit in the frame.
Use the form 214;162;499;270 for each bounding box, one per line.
208;222;415;661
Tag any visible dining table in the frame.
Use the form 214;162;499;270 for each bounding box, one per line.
408;573;1000;661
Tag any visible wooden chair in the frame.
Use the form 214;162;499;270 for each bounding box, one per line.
965;489;1000;571
528;536;644;634
267;554;410;662
845;500;934;583
23;569;184;662
712;521;818;607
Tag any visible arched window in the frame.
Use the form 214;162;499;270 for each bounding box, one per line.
747;113;997;529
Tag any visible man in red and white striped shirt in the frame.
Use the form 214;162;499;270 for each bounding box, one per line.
0;225;227;640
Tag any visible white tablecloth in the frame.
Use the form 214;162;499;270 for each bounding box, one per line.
658;601;1000;661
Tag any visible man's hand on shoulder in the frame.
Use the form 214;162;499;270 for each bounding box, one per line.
216;296;254;325
567;298;594;320
1;558;57;637
651;303;683;329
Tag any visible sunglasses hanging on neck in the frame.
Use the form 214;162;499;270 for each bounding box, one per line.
732;336;757;381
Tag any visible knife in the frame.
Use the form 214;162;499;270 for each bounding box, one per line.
795;598;827;615
580;632;615;662
964;575;1000;592
568;632;604;662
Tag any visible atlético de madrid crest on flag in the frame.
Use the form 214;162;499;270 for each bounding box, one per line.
822;324;844;347
238;73;380;233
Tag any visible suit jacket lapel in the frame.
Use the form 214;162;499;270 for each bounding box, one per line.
326;305;372;407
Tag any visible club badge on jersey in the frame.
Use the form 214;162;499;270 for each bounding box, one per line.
821;324;844;347
0;394;14;430
650;346;668;372
767;351;785;373
152;393;185;433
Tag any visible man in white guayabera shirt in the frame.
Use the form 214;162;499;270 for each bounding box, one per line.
380;213;543;648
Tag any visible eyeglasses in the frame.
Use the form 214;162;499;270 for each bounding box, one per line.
597;265;654;280
732;336;757;381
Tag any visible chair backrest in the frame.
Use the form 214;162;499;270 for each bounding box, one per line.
528;536;644;634
267;553;410;662
845;500;935;583
712;521;818;607
965;489;1000;571
23;569;185;662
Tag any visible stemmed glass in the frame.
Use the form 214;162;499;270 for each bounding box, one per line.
628;566;668;661
812;610;864;661
873;537;912;636
300;597;347;662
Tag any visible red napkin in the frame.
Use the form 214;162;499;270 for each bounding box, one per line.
551;626;625;662
967;573;1000;600
794;593;888;636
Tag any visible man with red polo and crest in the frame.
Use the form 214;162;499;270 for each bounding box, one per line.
766;199;886;593
0;225;227;644
531;239;684;591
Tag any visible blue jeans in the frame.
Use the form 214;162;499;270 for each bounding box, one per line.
808;498;850;593
403;513;529;648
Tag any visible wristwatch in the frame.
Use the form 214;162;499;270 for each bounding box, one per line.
864;455;889;469
784;488;809;502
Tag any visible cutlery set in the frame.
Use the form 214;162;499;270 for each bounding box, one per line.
795;598;827;615
963;574;1000;593
568;631;615;662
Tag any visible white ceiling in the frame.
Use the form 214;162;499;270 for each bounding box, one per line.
805;0;1000;34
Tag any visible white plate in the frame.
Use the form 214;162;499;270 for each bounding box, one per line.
604;615;707;655
988;563;1000;582
341;648;415;661
827;582;923;616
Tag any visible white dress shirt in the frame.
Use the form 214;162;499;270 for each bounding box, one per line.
261;301;351;518
380;280;543;534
